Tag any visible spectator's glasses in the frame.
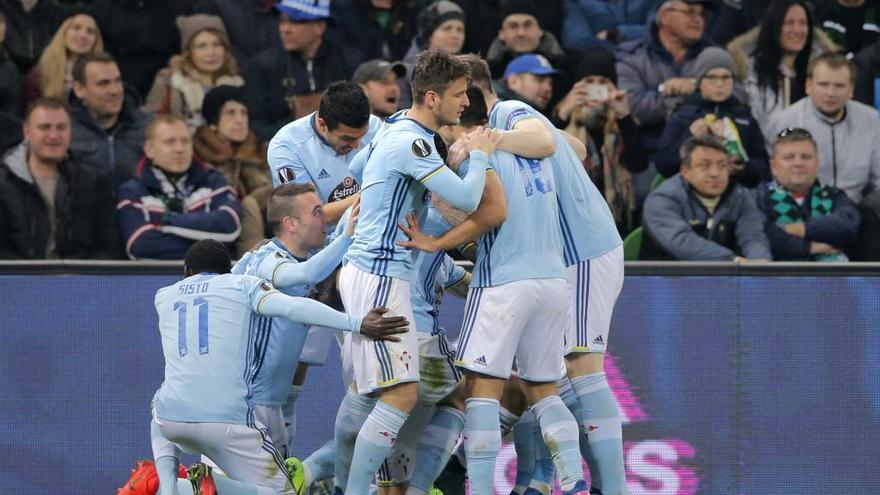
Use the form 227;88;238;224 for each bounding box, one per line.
776;127;813;139
703;74;734;83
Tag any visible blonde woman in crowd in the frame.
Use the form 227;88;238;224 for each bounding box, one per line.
144;14;243;133
24;13;103;105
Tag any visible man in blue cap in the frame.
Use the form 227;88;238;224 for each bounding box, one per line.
496;53;559;113
243;0;362;140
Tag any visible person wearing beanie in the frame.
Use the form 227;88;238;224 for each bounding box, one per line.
144;14;244;134
552;47;649;234
399;1;466;108
652;46;770;188
193;85;270;217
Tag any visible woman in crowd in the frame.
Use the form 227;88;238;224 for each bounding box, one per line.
24;13;103;104
144;14;243;133
399;0;465;108
727;0;837;135
192;85;270;256
653;47;770;188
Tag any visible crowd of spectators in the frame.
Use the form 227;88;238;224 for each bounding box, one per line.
0;0;878;262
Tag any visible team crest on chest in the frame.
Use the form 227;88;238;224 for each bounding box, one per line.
411;138;432;158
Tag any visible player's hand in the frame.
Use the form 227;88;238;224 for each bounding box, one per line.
397;212;440;252
462;127;502;156
360;307;409;341
345;195;361;237
446;139;469;170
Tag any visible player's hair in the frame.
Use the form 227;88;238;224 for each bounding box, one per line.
679;135;727;167
72;51;117;85
184;239;232;276
411;49;471;105
145;114;188;141
457;53;495;95
807;51;856;84
459;86;488;127
318;81;371;131
266;182;319;235
24;97;70;122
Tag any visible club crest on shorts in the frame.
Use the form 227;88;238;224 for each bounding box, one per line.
260;282;274;292
411;138;432;158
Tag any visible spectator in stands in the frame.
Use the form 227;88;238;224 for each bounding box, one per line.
236;184;274;257
0;98;120;259
117;115;242;260
615;0;713;153
194;0;282;62
854;37;880;107
552;47;648;233
93;0;195;99
244;0;359;141
485;0;568;81
706;0;767;46
766;52;880;204
727;0;837;136
561;0;657;51
330;0;419;62
144;14;243;133
818;0;880;57
753;127;860;261
0;0;55;73
399;0;465;108
452;0;563;57
0;11;22;115
654;47;770;187
496;54;558;113
193;85;270;200
641;135;772;261
353;59;407;118
0;112;22;154
70;52;150;187
24;13;103;106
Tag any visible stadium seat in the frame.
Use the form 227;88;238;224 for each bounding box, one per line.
623;227;643;261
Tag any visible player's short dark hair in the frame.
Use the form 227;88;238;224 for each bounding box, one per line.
319;81;371;131
679;135;727;167
72;51;117;85
266;183;318;235
411;49;471;105
184;240;232;276
459;86;488;127
24;97;70;122
457;53;494;95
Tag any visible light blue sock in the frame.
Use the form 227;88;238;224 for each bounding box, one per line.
212;473;277;494
529;417;555;495
512;410;536;494
346;400;409;495
498;406;520;438
409;405;465;493
333;388;376;492
174;479;194;495
463;398;501;495
532;395;586;492
155;456;180;495
304;439;335;486
571;373;626;495
559;377;599;488
282;385;302;449
381;402;435;486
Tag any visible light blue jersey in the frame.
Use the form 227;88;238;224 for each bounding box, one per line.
231;235;351;406
489;100;622;263
268;113;382;235
466;149;567;287
153;272;279;423
344;111;490;280
410;206;467;334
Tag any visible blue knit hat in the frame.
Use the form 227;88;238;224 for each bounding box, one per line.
276;0;331;22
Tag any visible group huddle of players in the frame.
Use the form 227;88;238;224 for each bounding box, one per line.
120;49;629;495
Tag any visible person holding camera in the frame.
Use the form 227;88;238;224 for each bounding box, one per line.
117;115;243;259
552;47;648;234
652;47;770;188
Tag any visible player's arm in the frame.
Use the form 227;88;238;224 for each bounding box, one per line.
445;259;472;298
421;129;500;213
497;117;556;159
558;129;587;161
253;286;408;341
322;194;358;223
272;200;359;287
399;170;507;252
